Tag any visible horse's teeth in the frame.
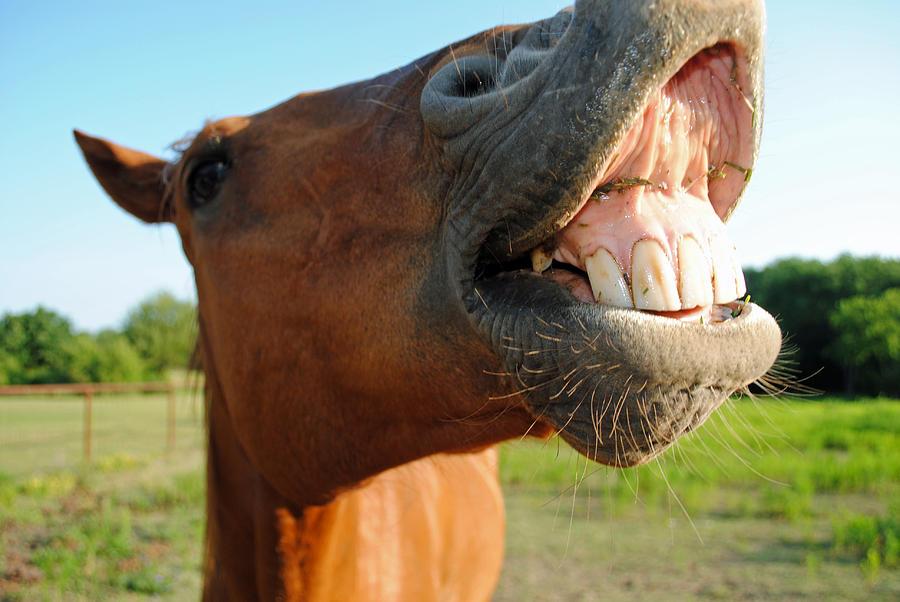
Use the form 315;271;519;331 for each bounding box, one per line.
709;233;740;303
735;255;747;298
585;248;633;307
531;246;553;273
574;234;745;311
631;240;681;311
677;236;713;309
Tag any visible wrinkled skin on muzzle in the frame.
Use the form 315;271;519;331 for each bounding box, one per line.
77;0;780;508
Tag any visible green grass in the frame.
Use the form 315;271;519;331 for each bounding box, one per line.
1;394;899;600
0;392;204;478
0;392;205;601
500;397;900;505
495;397;900;600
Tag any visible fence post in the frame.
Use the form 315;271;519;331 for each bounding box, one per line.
166;384;176;454
83;389;93;464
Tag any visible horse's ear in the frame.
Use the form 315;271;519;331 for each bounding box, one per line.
74;130;173;223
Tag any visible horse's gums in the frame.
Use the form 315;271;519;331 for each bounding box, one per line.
76;1;777;600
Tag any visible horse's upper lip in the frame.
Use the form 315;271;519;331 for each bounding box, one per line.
471;44;756;319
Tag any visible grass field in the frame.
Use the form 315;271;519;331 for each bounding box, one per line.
496;397;900;600
1;394;899;600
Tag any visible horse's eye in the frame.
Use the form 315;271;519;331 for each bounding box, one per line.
188;160;229;207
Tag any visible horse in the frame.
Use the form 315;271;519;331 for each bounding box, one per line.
76;1;779;598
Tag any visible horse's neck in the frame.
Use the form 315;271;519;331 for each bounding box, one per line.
202;382;507;602
202;383;288;600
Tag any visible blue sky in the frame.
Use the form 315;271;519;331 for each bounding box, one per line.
2;1;898;331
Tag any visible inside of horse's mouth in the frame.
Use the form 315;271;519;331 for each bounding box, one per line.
482;44;756;324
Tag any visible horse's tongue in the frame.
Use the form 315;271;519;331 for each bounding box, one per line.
548;186;746;312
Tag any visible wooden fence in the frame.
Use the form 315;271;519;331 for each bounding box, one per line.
0;382;182;463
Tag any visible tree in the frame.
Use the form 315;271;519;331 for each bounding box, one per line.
93;330;146;382
0;349;21;385
0;307;78;384
61;333;101;383
828;288;900;396
831;255;900;297
122;292;195;377
58;330;147;383
746;255;900;393
0;294;192;385
745;258;840;389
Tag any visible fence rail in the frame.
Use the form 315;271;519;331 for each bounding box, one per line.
0;382;183;463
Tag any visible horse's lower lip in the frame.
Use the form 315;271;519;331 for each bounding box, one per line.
471;271;780;379
468;270;782;466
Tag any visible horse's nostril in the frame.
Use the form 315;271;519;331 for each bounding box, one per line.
457;69;495;98
420;55;504;139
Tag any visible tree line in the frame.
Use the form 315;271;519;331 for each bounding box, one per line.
2;255;898;394
745;254;900;396
0;292;195;385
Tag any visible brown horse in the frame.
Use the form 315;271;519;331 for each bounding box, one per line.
76;0;780;599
